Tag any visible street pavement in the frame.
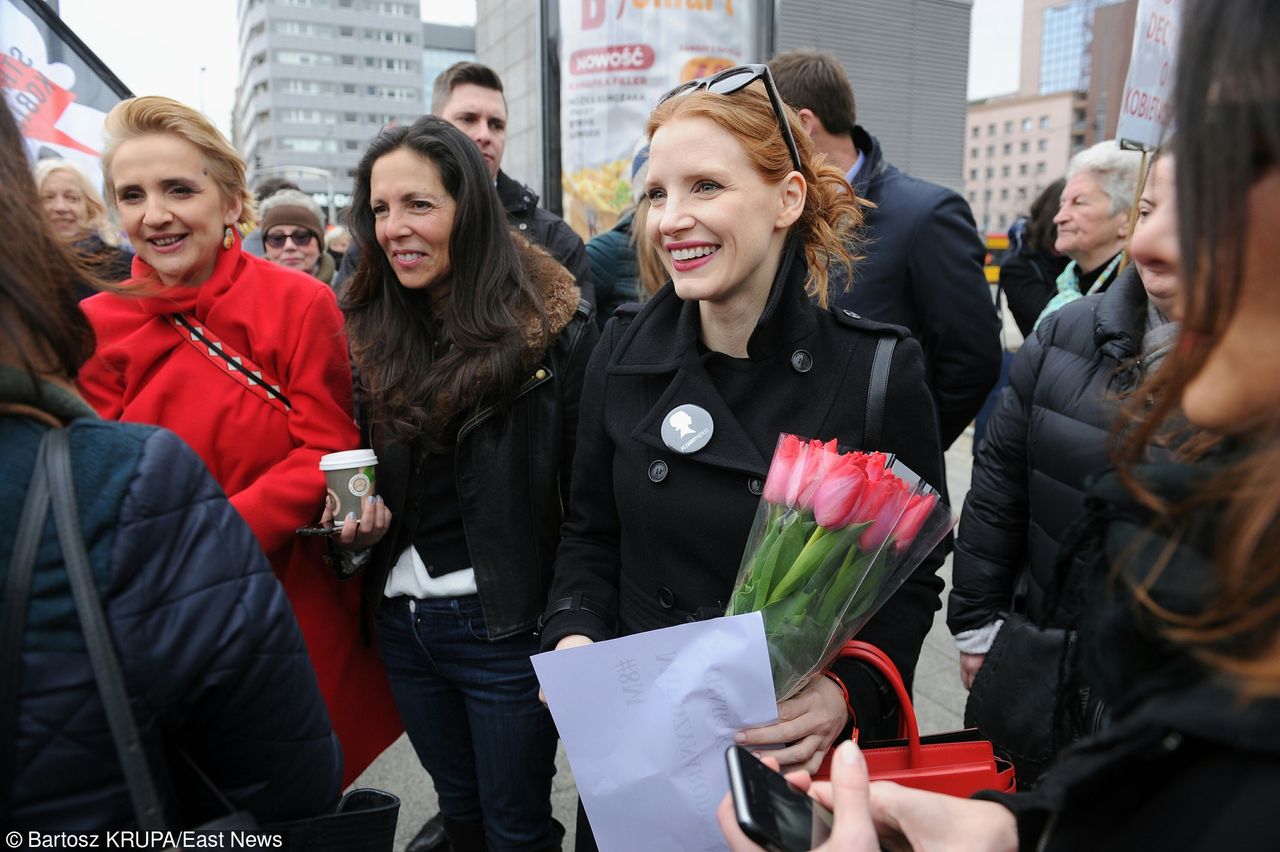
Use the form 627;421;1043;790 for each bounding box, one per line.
354;432;976;851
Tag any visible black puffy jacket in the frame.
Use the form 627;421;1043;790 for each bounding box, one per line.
4;383;340;830
948;266;1155;635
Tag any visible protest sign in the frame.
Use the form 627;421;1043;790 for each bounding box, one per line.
1116;0;1180;149
0;0;130;181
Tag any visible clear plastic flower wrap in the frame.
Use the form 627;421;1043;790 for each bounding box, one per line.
725;434;957;699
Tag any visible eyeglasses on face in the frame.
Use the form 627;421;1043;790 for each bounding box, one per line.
265;229;317;249
657;63;803;173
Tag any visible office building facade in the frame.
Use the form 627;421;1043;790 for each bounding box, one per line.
234;0;426;217
965;0;1136;233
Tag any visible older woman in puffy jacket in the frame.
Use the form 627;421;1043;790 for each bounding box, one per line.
946;153;1182;783
0;99;339;830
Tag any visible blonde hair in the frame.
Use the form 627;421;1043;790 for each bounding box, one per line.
645;81;864;307
101;96;256;230
33;159;119;246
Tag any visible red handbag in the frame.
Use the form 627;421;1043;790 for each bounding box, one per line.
815;641;1016;796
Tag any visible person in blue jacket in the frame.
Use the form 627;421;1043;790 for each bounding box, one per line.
0;100;341;831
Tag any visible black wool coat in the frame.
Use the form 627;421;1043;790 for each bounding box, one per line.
540;244;946;729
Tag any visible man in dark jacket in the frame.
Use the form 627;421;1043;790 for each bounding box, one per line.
769;50;1001;449
433;61;594;306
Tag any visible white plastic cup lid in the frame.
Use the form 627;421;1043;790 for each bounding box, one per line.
319;449;379;470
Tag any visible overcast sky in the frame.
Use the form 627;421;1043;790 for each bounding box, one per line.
55;0;1023;138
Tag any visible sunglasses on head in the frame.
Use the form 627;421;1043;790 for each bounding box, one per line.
265;229;316;249
657;64;803;173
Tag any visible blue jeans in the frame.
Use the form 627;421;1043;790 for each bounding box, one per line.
374;594;558;851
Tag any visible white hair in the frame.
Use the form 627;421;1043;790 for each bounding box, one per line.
1066;140;1144;216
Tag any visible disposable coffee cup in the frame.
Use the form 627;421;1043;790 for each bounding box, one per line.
320;449;378;527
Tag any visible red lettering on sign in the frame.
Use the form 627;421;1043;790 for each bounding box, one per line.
583;0;605;29
569;44;656;75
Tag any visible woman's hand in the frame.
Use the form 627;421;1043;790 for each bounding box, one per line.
323;495;391;551
717;742;1019;852
736;675;848;774
717;744;879;852
539;634;595;706
959;653;986;691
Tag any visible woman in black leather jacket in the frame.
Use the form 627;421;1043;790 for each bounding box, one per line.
332;117;598;852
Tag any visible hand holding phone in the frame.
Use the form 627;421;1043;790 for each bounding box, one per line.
726;745;833;852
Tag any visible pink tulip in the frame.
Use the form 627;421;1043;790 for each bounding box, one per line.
812;462;868;529
785;438;836;510
856;474;910;550
763;434;803;505
893;492;938;552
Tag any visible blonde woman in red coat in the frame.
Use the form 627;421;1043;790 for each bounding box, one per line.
76;96;400;785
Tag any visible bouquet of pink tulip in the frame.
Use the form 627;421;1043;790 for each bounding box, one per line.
725;434;956;699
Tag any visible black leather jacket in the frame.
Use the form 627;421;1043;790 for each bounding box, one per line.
359;252;599;639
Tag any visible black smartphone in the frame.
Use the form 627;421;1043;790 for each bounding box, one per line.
725;745;833;852
295;524;342;537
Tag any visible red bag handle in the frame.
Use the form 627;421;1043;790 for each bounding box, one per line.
832;640;923;767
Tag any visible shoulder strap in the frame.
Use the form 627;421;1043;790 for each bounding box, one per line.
862;336;897;449
169;313;292;414
0;432;53;818
43;428;168;829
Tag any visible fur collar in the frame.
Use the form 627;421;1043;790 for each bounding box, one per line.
514;232;581;358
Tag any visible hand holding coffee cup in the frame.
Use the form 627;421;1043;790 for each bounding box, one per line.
318;450;392;551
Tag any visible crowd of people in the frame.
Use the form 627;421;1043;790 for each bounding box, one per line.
4;0;1279;849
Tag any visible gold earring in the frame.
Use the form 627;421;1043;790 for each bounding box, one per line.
223;226;235;250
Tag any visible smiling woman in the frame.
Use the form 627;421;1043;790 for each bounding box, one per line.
75;96;403;788
334;115;599;851
539;66;948;851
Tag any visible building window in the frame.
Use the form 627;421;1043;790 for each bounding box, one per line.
986;144;995;157
1040;115;1051;129
999;213;1008;228
1002;165;1010;177
985;167;993;179
344;139;360;150
987;123;996;136
971;126;980;138
1003;120;1013;134
339;26;356;37
1022;117;1032;132
1000;188;1009;200
1019;163;1028;175
1020;140;1030;153
969;168;978;180
342;83;357;94
1003;143;1012;155
279;137;338;153
970;147;979;159
1038;138;1048;151
274;20;334;37
968;191;976;204
277;50;334;66
1036;161;1047;174
340;55;356;66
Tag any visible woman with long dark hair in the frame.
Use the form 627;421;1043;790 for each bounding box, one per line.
721;0;1280;848
332;116;598;852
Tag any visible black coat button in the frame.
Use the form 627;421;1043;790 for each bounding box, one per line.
658;587;675;608
648;460;668;482
748;477;764;495
791;350;813;373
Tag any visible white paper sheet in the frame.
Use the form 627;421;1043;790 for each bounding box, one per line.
533;613;778;852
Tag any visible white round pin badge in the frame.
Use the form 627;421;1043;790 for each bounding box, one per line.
661;404;714;454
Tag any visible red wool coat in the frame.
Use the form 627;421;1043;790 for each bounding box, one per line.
78;235;401;785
